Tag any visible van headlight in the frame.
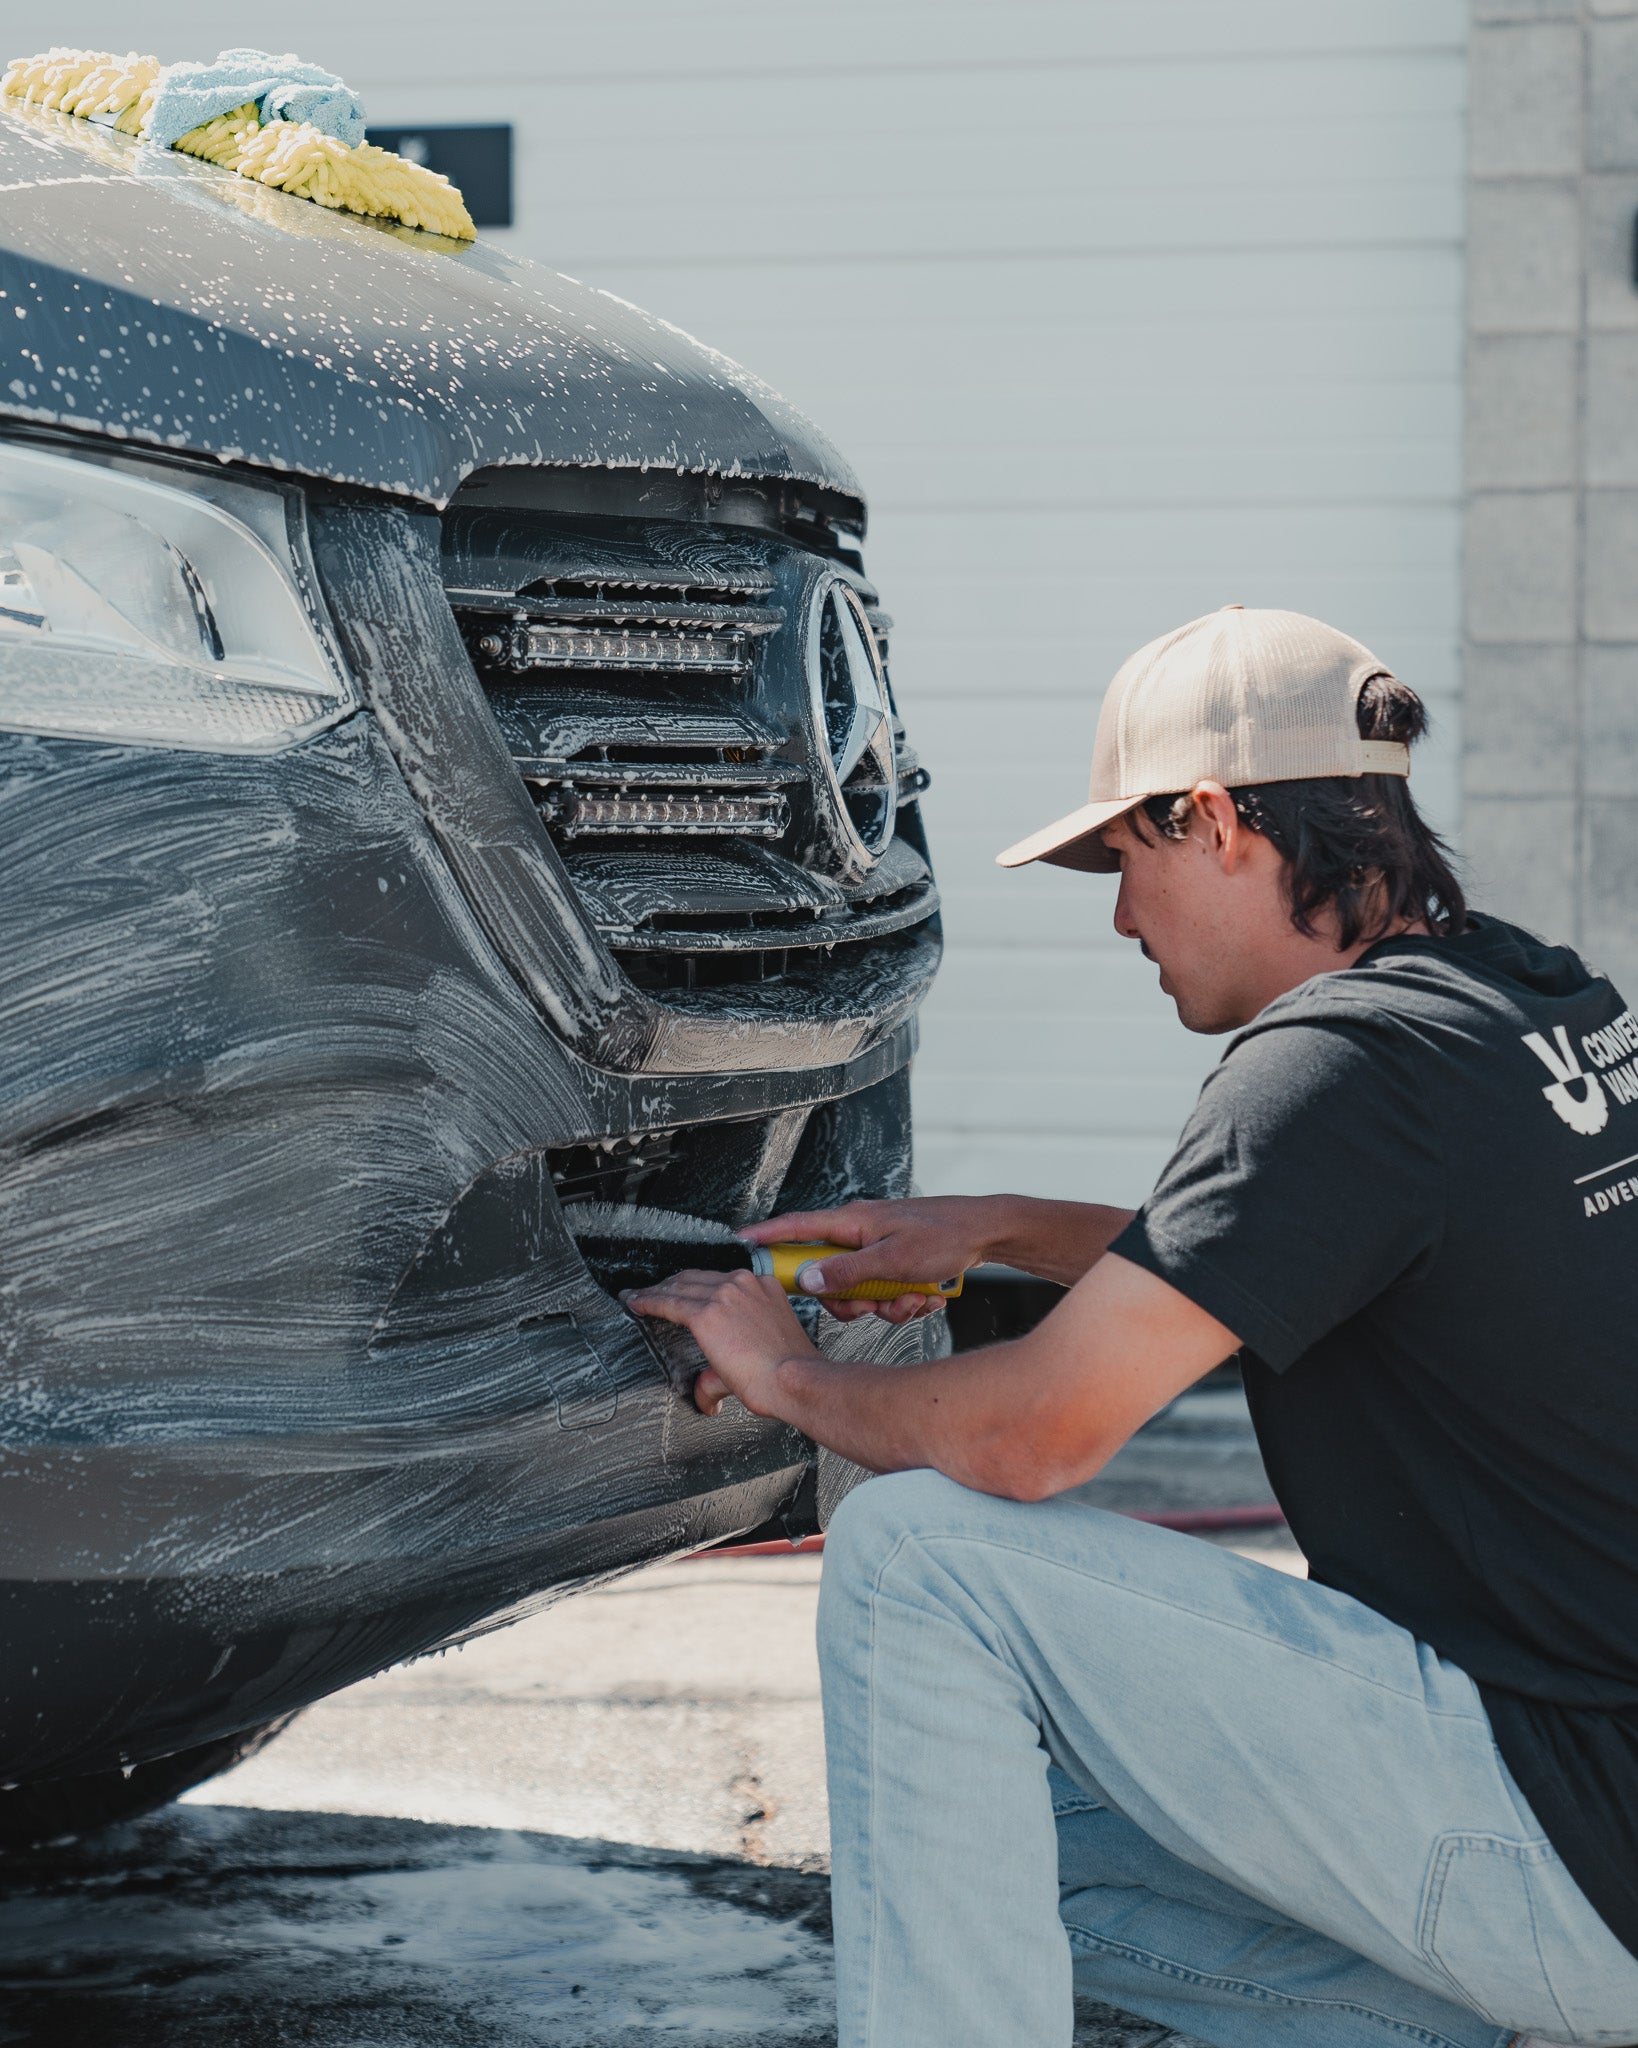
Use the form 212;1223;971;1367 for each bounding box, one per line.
0;438;356;753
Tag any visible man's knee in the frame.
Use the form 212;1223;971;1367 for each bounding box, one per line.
817;1469;974;1669
823;1467;972;1581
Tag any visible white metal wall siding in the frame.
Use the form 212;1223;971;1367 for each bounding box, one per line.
28;2;1468;1205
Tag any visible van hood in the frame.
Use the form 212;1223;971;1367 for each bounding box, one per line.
0;105;861;511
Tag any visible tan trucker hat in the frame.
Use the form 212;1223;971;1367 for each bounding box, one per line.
996;605;1410;873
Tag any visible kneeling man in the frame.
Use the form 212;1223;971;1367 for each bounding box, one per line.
629;607;1638;2048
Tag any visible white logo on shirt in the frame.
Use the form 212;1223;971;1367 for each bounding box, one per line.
1522;1026;1610;1136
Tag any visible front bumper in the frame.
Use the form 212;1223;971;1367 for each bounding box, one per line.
0;672;941;1779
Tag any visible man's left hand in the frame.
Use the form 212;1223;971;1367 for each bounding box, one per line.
622;1269;819;1416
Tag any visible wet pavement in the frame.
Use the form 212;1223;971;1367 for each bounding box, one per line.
0;1804;1210;2046
0;1384;1284;2044
0;1806;839;2048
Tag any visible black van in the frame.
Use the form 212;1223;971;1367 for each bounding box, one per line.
0;101;942;1840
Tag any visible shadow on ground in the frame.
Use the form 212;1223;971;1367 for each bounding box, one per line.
0;1804;1188;2046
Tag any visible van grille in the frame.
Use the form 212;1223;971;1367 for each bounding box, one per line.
442;511;937;997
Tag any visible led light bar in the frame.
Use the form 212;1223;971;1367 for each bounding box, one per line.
478;624;749;674
555;790;788;838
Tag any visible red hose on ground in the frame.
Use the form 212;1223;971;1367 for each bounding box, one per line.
694;1503;1287;1561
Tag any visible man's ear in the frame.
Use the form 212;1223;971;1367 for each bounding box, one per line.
1188;780;1243;868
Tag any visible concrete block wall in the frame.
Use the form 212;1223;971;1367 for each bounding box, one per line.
1467;0;1638;994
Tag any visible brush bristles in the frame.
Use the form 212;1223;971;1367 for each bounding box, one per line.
561;1203;741;1246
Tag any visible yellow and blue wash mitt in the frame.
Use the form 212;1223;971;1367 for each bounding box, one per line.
1;45;475;241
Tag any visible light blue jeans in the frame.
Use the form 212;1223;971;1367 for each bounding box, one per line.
817;1470;1638;2048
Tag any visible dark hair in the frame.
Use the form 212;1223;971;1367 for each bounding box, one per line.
1133;675;1467;948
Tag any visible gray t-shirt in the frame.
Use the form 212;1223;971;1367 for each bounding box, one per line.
1114;916;1638;1957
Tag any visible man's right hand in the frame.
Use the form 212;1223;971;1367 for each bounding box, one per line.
739;1193;1142;1315
737;1197;1002;1322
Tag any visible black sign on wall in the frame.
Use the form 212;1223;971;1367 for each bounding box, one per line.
368;125;513;229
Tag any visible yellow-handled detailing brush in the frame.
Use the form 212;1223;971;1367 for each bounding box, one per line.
749;1242;963;1302
564;1204;964;1303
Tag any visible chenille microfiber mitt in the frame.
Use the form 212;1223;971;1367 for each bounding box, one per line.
144;47;365;151
3;45;474;238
